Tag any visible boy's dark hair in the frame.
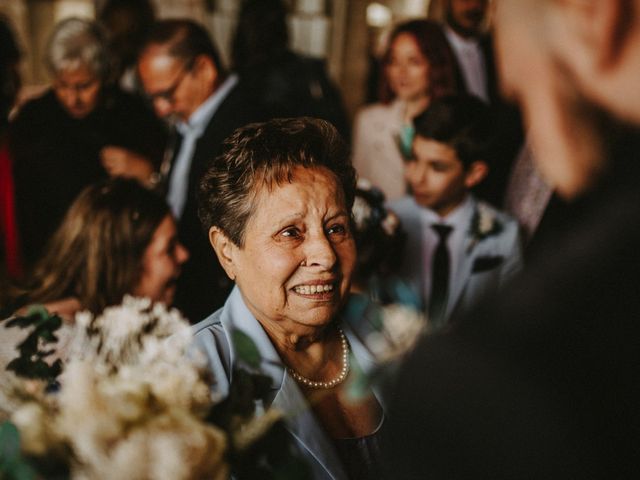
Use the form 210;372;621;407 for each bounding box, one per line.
413;94;496;168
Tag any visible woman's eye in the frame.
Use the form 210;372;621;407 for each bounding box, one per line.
327;223;347;235
281;227;301;238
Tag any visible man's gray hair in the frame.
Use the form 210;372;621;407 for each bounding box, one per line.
45;17;109;79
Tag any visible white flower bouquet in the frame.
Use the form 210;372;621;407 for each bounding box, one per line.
0;297;305;480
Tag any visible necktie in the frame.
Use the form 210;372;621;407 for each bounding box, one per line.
429;224;453;326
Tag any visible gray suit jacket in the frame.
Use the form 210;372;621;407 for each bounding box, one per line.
192;287;383;480
389;195;523;322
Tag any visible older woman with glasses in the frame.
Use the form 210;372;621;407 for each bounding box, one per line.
194;117;387;480
9;17;167;269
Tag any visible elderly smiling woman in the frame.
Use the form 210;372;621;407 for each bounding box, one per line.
194;117;385;479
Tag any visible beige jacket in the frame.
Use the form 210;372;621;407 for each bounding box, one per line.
352;99;408;201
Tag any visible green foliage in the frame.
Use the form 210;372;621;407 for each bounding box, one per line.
206;329;311;480
2;308;311;479
232;329;262;370
4;306;62;383
0;421;37;480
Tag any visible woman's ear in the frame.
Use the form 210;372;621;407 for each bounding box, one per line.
464;160;489;188
209;226;236;281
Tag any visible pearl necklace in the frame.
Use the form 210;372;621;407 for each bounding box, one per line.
287;327;350;389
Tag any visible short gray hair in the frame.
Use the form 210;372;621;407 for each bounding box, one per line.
45;17;109;79
198;117;356;248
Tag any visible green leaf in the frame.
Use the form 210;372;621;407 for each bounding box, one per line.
0;421;21;459
25;304;49;319
0;421;37;480
344;358;372;401
231;329;262;370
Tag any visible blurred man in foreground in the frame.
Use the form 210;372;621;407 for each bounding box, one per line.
385;1;640;478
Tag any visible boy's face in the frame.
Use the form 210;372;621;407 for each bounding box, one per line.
406;136;470;217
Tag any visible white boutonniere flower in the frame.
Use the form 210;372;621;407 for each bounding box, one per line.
467;202;503;252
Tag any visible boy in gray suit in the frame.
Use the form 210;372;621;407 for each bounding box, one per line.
389;95;522;327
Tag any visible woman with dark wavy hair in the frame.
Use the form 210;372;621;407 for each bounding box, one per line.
352;19;457;201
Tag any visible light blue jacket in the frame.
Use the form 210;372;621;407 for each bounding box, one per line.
389;195;523;321
192;287;383;480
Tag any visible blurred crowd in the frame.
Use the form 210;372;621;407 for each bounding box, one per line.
2;0;640;477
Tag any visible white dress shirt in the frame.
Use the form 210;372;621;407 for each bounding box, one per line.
444;26;489;102
167;74;238;219
418;195;474;307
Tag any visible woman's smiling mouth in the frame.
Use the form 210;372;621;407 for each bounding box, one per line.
292;283;335;295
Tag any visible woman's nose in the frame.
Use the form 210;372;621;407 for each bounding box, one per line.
302;232;337;269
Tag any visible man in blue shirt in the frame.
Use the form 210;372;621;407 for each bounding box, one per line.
138;19;261;322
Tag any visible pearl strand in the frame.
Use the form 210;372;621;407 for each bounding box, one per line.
287;327;350;389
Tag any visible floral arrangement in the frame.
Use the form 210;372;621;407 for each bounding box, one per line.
363;303;427;363
0;297;306;480
343;282;427;399
352;178;402;239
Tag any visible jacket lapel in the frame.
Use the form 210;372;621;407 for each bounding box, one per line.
446;201;480;319
272;376;349;480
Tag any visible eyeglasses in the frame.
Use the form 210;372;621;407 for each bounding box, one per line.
145;60;193;105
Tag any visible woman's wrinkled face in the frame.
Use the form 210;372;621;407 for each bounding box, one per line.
134;214;189;306
53;64;102;119
386;33;430;102
229;166;356;336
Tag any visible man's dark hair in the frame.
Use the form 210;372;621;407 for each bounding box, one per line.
143;19;225;76
413;94;497;168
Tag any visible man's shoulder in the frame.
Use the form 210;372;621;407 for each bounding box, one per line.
203;80;263;133
388;196;424;221
475;199;517;224
389;195;417;211
471;199;521;241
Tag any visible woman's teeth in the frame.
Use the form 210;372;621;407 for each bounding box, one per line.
293;284;334;295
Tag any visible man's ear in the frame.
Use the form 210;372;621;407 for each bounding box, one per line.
464;160;489;188
193;54;218;88
551;0;630;70
209;226;236;281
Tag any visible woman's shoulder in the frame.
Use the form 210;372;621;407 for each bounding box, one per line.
10;89;57;125
190;308;233;396
192;308;226;340
355;102;397;123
